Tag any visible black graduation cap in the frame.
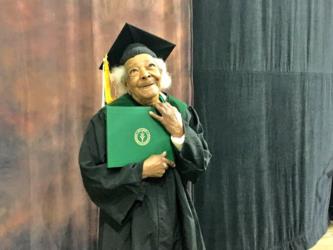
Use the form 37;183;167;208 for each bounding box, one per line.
99;23;176;70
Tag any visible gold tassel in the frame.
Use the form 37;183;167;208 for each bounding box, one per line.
103;55;113;104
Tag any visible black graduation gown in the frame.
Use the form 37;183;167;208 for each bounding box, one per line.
79;94;212;250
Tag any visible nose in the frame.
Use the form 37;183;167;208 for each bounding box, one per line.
140;69;151;80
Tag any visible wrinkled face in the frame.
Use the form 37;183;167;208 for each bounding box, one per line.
124;53;162;105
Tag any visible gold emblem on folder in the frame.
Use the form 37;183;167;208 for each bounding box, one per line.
134;128;151;146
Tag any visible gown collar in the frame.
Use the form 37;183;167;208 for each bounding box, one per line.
126;92;168;106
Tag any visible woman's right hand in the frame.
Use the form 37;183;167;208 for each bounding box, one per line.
142;152;175;179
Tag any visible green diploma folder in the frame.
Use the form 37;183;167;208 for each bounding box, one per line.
106;106;175;168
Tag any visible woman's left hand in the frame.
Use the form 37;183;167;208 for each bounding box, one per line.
149;102;184;137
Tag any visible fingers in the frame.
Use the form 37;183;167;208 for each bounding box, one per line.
163;102;178;112
164;102;176;110
150;102;175;122
150;102;178;120
159;160;174;174
154;102;168;114
149;111;163;122
154;102;175;117
149;103;166;122
162;162;168;169
161;153;176;168
165;158;176;168
160;152;171;169
160;152;175;169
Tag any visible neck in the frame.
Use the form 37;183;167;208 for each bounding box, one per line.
131;94;161;106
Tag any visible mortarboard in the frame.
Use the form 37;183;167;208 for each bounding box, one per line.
99;23;176;69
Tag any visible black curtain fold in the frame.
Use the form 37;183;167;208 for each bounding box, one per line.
193;1;333;249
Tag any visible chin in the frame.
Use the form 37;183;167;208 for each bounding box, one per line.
141;92;159;100
141;87;160;98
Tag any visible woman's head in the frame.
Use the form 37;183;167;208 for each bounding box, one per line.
111;53;171;105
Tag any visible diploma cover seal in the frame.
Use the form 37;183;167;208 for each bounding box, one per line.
134;128;151;146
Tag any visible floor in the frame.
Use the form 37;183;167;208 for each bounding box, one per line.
310;223;333;250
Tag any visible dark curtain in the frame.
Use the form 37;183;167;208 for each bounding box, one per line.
330;186;333;220
193;1;333;249
0;1;192;249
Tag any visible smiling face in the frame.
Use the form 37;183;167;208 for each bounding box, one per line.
124;53;162;106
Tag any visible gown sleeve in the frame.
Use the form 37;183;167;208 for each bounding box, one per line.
78;109;145;228
174;106;212;183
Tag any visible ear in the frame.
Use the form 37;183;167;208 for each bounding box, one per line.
125;81;131;94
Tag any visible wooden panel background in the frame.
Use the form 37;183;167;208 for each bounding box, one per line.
0;1;192;249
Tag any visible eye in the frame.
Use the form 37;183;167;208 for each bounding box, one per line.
148;63;156;68
129;68;138;75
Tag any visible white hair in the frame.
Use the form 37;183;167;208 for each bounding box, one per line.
110;58;172;96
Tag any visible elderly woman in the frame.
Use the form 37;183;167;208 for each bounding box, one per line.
79;24;211;250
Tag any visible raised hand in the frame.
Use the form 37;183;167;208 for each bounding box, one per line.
149;102;184;137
